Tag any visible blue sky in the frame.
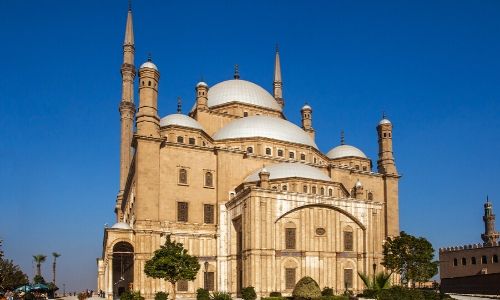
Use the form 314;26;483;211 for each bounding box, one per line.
1;0;499;292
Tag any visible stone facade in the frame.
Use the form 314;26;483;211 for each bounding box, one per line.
97;6;400;300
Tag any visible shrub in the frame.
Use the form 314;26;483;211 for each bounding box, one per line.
210;291;232;300
197;288;210;300
358;289;378;298
155;291;168;300
321;287;333;297
292;276;321;300
262;297;283;300
78;292;88;300
241;287;257;300
269;292;282;297
378;286;424;300
120;291;145;300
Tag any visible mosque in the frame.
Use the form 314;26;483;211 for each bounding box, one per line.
96;5;400;299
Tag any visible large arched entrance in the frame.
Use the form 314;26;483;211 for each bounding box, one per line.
112;242;134;299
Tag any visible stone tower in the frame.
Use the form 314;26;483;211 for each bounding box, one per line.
301;104;315;139
377;114;397;175
273;45;284;107
481;198;500;245
116;6;136;220
134;58;161;222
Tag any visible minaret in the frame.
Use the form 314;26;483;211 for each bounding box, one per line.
133;58;161;223
273;45;284;107
301;103;315;140
117;5;136;220
481;197;500;245
195;81;209;109
377;114;397;175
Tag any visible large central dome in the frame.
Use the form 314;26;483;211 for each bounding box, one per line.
213;115;318;148
207;79;282;111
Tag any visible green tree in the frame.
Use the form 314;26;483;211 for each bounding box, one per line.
382;231;438;286
0;240;4;260
33;254;47;277
358;271;391;292
51;252;61;284
144;235;200;300
0;258;29;291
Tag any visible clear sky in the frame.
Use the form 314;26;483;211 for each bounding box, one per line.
1;0;499;292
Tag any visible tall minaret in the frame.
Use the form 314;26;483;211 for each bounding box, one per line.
481;197;500;245
377;114;397;175
301;103;315;140
117;5;136;220
273;45;284;108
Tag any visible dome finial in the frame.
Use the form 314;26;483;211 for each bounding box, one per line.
340;130;345;145
177;97;182;113
276;43;279;53
128;0;132;11
147;53;152;62
234;64;240;79
382;111;387;119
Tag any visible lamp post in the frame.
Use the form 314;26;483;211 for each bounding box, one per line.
204;261;209;290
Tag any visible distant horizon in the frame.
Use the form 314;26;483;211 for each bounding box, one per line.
1;0;499;291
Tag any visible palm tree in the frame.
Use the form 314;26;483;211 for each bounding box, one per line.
33;254;47;277
52;252;61;284
358;271;392;291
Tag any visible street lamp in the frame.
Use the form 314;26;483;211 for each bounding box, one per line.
204;261;209;290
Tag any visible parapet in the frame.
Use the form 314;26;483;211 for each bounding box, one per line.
439;241;499;253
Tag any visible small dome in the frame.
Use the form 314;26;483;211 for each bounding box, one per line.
140;61;158;71
245;162;330;182
160;114;204;130
111;222;132;230
301;104;312;110
379;118;391;125
207;79;281;111
196;81;208;88
213;115;318;148
327;144;367;159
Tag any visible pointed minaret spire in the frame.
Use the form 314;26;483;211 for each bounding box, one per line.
234;64;240;79
177;97;182;113
123;5;134;46
340;130;345;145
273;44;284;107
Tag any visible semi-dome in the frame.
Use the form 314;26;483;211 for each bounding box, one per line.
111;222;132;230
160;114;204;130
207;79;282;111
139;61;158;71
301;104;312;110
327;144;367;159
196;81;208;88
245;162;331;182
213;115;318;148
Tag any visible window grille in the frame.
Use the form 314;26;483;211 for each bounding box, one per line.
344;231;353;251
285;268;296;289
204;204;214;224
177;280;188;291
285;228;296;249
344;269;353;288
205;172;213;187
179;169;188;184
177;202;188;222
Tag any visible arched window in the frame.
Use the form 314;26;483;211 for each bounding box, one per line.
368;192;373;201
311;186;317;194
285;223;296;250
453;258;458;266
179;169;187;184
343;227;354;251
461;257;467;265
300;153;306;160
205;172;213;187
177;136;184;143
328;188;333;196
493;255;499;263
320;187;325;195
289;152;295;159
471;257;477;265
282;185;288;191
246;146;253;154
188;137;195;145
266;147;272;155
278;149;284;157
243;111;248;117
303;185;308;193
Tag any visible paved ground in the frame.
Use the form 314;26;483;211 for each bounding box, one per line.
451;295;500;300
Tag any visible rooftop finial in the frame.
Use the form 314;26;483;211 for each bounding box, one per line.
147;53;152;62
340;130;345;145
128;0;132;11
382;111;387;119
487;195;490;203
177;97;182;113
276;43;279;53
234;64;240;79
